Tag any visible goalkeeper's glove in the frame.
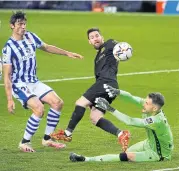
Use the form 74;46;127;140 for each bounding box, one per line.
95;97;115;112
104;84;120;98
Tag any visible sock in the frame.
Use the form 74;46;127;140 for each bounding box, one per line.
85;154;120;162
21;138;30;144
23;114;41;142
44;108;61;140
118;131;123;137
96;118;121;136
64;130;72;137
66;105;86;133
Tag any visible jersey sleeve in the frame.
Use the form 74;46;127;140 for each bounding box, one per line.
143;116;160;130
2;45;12;65
31;32;44;48
119;90;144;107
112;110;159;130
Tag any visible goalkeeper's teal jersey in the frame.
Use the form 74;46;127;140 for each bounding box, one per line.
112;90;174;160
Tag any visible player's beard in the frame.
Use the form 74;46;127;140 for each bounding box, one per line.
93;42;102;50
94;46;100;50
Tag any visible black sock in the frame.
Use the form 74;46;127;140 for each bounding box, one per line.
21;138;30;144
66;105;86;133
44;134;51;140
96;118;121;136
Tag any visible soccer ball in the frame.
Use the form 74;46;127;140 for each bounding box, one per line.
113;42;133;61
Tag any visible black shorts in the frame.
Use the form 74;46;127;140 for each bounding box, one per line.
83;79;119;113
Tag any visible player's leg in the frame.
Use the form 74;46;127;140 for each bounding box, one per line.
65;96;91;134
90;107;121;137
126;140;146;152
126;140;160;162
70;152;125;162
19;98;43;152
31;81;66;149
87;80;129;150
58;81;106;140
126;150;160;162
50;82;97;141
58;96;91;140
88;80;120;137
40;91;66;149
50;96;91;142
22;96;44;143
12;83;44;152
70;152;120;162
125;140;159;162
83;80;120;137
40;91;63;138
69;150;159;162
90;107;130;151
62;81;111;139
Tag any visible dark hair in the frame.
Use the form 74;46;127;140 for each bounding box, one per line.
10;11;27;25
87;27;101;39
148;92;165;108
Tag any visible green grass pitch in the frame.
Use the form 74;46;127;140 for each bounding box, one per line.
0;10;179;171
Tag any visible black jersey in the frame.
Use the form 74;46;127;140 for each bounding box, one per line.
94;39;118;81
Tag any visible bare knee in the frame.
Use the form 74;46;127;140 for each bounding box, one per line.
51;98;64;111
90;111;103;125
75;98;89;108
33;103;44;117
75;99;81;106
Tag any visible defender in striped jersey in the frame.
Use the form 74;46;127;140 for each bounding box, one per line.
70;85;174;162
2;11;83;152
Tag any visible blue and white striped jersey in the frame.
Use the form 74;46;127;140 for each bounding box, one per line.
2;31;44;83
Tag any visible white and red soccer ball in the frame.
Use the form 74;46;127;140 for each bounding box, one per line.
113;42;133;61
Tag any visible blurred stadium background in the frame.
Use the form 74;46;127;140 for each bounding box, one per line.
0;1;155;12
0;1;179;171
0;0;179;14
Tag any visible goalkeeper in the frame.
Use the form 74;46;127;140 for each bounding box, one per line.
70;84;174;162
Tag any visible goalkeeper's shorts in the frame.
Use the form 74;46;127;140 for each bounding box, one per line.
127;140;161;162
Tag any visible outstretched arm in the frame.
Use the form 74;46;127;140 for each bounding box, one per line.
95;97;158;129
40;43;83;59
31;32;83;59
119;90;144;107
104;84;144;107
112;110;146;128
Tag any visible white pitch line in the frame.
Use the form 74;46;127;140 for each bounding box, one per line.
117;69;179;76
152;166;179;171
0;69;178;86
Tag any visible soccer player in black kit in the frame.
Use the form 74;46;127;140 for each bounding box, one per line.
51;28;130;151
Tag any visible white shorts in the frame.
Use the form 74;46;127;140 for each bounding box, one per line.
12;81;53;109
